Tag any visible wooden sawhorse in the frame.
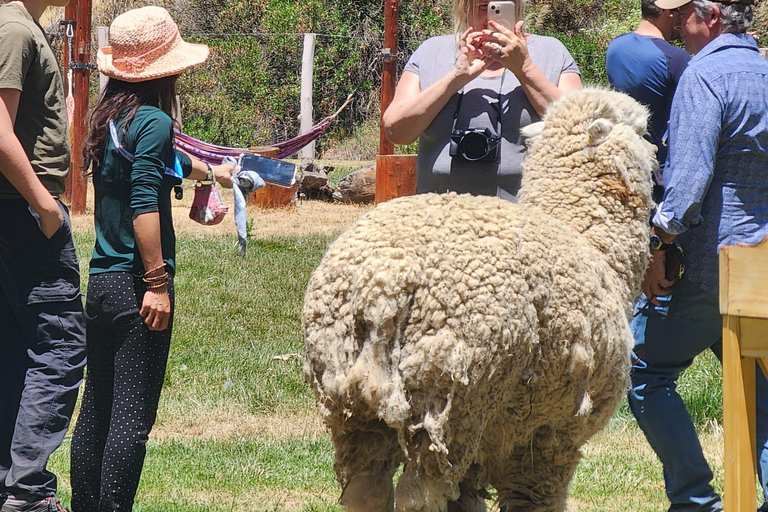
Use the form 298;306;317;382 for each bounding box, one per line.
720;239;768;511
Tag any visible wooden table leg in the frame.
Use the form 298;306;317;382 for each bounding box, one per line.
723;314;757;512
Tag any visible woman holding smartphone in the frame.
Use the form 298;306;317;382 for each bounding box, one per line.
69;7;234;511
382;0;581;200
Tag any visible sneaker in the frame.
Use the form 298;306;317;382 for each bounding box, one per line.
0;497;68;512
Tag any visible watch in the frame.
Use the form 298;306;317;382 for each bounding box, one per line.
649;234;671;251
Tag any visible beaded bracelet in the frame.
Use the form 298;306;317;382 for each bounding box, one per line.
143;272;169;289
143;272;168;283
144;263;166;277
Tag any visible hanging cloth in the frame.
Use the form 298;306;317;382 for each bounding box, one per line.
174;93;354;164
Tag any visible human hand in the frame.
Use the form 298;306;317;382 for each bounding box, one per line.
453;27;492;82
641;250;675;305
483;20;531;75
140;287;171;331
36;199;64;239
212;162;238;189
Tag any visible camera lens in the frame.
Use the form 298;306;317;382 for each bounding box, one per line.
460;132;489;161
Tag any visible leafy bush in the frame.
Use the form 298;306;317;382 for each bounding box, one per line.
82;0;699;155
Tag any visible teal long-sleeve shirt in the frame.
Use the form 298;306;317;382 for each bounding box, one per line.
90;106;190;276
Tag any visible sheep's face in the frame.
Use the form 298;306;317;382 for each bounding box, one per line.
520;87;657;215
521;87;651;156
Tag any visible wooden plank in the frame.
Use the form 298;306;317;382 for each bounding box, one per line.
720;238;768;318
374;154;417;204
723;315;758;512
739;318;768;358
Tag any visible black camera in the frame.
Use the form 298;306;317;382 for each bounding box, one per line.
449;127;500;162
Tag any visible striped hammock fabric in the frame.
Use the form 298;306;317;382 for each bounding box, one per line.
174;94;353;164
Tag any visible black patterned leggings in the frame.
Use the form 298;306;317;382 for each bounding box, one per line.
70;272;175;512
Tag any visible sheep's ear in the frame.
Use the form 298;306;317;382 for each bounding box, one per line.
520;121;544;140
587;118;614;144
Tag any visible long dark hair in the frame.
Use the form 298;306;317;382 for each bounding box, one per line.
82;75;179;174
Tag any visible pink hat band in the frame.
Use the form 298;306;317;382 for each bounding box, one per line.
112;29;178;73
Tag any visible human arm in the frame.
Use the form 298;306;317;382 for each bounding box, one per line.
133;212;171;331
131;115;176;330
641;227;676;302
0;90;63;238
382;28;492;145
175;148;236;188
641;70;720;302
482;20;582;116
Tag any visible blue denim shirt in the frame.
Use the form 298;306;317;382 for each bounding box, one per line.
653;33;768;294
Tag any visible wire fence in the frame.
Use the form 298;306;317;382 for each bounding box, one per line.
46;23;609;160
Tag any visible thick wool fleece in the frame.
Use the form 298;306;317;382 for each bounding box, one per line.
303;88;656;512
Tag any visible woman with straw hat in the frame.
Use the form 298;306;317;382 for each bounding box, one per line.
69;7;233;511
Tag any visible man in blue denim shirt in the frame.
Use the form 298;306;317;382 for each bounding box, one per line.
629;0;768;511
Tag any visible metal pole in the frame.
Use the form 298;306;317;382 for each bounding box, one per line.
379;0;398;156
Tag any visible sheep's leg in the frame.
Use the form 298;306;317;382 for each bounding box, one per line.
447;464;488;512
447;487;488;512
395;459;454;512
340;460;397;512
493;429;581;512
333;422;401;512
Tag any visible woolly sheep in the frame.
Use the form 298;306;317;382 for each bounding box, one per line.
303;88;657;512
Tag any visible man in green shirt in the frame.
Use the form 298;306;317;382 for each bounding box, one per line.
0;0;86;511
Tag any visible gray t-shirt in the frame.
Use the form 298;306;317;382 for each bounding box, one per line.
0;3;70;199
404;34;579;199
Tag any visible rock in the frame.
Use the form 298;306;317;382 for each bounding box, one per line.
300;157;315;174
333;164;375;204
299;171;335;201
297;159;337;201
300;171;329;191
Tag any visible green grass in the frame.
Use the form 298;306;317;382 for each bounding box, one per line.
55;225;727;511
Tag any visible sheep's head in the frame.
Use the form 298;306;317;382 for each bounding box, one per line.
521;87;651;153
519;88;657;299
520;87;657;211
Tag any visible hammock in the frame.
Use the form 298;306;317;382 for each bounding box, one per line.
174;94;354;164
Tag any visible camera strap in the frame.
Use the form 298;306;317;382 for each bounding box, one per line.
451;70;505;140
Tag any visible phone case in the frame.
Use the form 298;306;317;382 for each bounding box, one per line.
488;1;517;31
238;153;297;188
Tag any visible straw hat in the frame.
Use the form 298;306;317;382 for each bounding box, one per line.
97;6;209;83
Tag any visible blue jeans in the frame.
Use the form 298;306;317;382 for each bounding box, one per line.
0;199;86;501
629;277;768;512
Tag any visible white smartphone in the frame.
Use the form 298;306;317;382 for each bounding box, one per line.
487;1;517;31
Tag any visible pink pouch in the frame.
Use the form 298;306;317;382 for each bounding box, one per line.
189;176;229;225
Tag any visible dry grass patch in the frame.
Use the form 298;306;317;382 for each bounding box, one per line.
153;408;327;441
70;183;372;239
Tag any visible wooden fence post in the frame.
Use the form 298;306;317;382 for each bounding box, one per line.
300;33;316;160
375;154;417;204
97;26;109;92
63;0;91;214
